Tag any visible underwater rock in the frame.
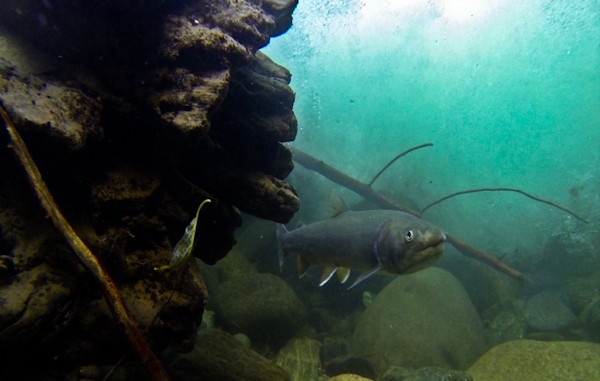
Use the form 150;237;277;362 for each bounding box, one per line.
523;270;564;297
0;75;103;151
0;0;300;377
233;332;252;348
320;332;376;378
263;0;299;37
562;274;600;315
467;339;600;381
327;375;374;381
119;272;208;347
201;310;216;330
323;356;377;380
543;231;600;276
380;366;473;381
189;167;299;223
146;67;230;140
0;263;73;345
482;306;527;346
351;267;486;375
215;52;297;144
90;165;161;211
0;28;103;151
176;51;300;223
0;0;294;66
0;0;300;221
580;295;600;341
229;216;280;273
320;338;351;365
198;248;259;294
164;328;290;381
212;273;307;349
525;331;568;341
524;291;579;332
439;252;523;315
275;337;327;381
361;291;374;308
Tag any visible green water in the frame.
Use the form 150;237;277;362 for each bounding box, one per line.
264;0;600;267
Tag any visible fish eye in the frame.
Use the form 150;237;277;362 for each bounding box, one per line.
404;230;414;242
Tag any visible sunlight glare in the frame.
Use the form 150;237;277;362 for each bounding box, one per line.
440;0;493;23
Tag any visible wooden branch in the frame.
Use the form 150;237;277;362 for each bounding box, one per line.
290;147;422;217
290;146;527;281
445;234;528;281
0;105;172;381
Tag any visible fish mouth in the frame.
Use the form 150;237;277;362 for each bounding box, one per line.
403;237;445;274
422;231;446;252
428;232;446;254
419;242;445;261
430;239;446;253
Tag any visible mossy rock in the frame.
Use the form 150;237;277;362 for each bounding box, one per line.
467;339;600;380
165;328;290;381
352;268;486;375
213;273;307;349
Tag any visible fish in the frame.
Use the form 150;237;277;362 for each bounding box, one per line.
155;199;212;271
276;202;446;288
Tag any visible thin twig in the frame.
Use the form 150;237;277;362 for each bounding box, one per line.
368;143;433;187
0;105;172;381
421;188;587;223
102;355;128;381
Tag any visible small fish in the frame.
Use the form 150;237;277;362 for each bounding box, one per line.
276;202;446;288
155;199;212;271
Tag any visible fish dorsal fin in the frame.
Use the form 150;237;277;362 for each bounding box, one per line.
336;267;351;284
319;267;338;286
328;191;349;218
348;263;383;289
297;256;311;278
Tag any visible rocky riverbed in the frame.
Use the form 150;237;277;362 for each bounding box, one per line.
2;1;599;380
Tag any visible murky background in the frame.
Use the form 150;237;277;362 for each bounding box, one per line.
264;0;599;272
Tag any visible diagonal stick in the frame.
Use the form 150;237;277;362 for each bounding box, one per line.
0;105;172;381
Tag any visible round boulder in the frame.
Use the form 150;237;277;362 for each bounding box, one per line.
164;329;289;381
467;339;600;380
212;272;306;348
524;292;579;332
328;375;374;381
351;267;486;374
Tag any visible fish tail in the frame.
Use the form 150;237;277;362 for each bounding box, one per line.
276;224;289;271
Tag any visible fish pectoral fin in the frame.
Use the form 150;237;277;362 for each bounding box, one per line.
319;267;338;287
297;256;311;278
348;263;383;289
336;267;351;284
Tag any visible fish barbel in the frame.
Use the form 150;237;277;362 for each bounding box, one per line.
276;208;446;288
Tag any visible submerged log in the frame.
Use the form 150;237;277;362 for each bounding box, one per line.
0;0;299;378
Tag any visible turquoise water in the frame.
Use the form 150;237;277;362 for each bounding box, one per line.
264;0;600;268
